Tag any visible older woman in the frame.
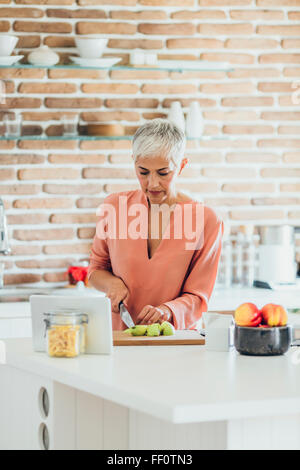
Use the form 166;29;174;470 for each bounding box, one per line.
88;119;224;330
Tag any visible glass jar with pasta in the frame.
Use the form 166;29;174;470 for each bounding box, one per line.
44;310;88;358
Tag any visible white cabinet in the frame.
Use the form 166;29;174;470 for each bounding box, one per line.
0;302;32;339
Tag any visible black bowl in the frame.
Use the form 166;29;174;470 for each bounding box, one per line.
234;325;293;356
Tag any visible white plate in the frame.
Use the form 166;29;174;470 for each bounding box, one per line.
0;55;24;66
70;56;122;67
157;60;231;70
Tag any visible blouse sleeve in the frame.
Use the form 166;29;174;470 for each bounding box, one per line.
87;195;113;281
162;209;224;330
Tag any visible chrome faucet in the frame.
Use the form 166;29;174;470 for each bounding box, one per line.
0;197;10;255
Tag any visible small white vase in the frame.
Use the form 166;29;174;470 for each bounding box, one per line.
28;45;59;66
186;101;204;138
168;101;185;132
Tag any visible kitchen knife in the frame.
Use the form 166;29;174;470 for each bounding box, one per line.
119;301;135;328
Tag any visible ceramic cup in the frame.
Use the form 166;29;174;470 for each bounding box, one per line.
0;35;18;57
75;37;108;59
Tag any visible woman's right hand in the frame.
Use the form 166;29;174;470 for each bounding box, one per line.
105;277;130;313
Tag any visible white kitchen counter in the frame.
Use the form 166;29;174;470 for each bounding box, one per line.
2;338;300;450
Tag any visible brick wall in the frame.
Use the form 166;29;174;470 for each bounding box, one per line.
0;0;299;286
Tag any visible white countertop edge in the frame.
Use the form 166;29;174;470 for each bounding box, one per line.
173;397;300;424
3;339;300;425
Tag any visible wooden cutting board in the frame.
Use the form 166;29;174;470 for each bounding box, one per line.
113;330;205;346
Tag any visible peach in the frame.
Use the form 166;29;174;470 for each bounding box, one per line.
260;304;288;327
235;303;262;327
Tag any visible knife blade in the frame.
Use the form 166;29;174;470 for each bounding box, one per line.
119;301;135;328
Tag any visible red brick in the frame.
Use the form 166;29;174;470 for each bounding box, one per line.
7;213;49;225
4;273;42;285
78;227;96;239
230;9;284;20
198;23;254;35
222;97;273;107
140;0;193;4
10;245;42;256
48;154;106;164
230;210;285;220
225;38;279;49
43;183;103;194
258;25;300;36
105;98;158;108
15;0;75;4
81;111;139;122
76;22;136;35
201;52;254;64
223;125;273;134
258;139;300;148
43;272;68;283
167;38;223;49
0;7;44;17
83;167;135;179
18;168;80;180
0;169;14;180
110;9;167;19
17;35;41;48
228;68;280;78
43;243;91;255
19;82;77;94
0;154;44;165
138;23;195;35
48;69;107;79
14;20;72;33
81;83;139;94
18;140;77;150
45;98;102;108
16;258;75;269
13;228;74;241
260;54;300;64
13;198;73;209
262;112;300;121
0;97;41;109
0;184;40;195
171;10;226;19
76;198;104;209
46;8;106;18
50;213;96;224
202;167;256;178
78;0;136;4
108;38;163;49
226;153;280;163
199;0;251;3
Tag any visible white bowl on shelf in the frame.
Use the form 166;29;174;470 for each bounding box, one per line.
0;35;18;57
70;56;122;68
0;55;24;66
75;36;108;59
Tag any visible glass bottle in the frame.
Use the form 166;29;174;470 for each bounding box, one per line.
44;309;88;358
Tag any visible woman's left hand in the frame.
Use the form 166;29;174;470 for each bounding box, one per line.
136;304;173;325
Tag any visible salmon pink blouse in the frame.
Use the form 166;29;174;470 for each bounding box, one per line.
88;189;224;330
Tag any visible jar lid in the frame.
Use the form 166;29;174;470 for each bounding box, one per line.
43;309;88;323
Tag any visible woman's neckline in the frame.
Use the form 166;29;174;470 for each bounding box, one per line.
139;189;196;207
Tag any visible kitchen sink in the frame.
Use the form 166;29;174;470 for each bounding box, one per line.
0;285;105;302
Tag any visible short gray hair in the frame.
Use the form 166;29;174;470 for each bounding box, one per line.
132;119;186;168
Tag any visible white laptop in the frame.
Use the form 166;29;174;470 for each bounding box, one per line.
30;295;113;355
